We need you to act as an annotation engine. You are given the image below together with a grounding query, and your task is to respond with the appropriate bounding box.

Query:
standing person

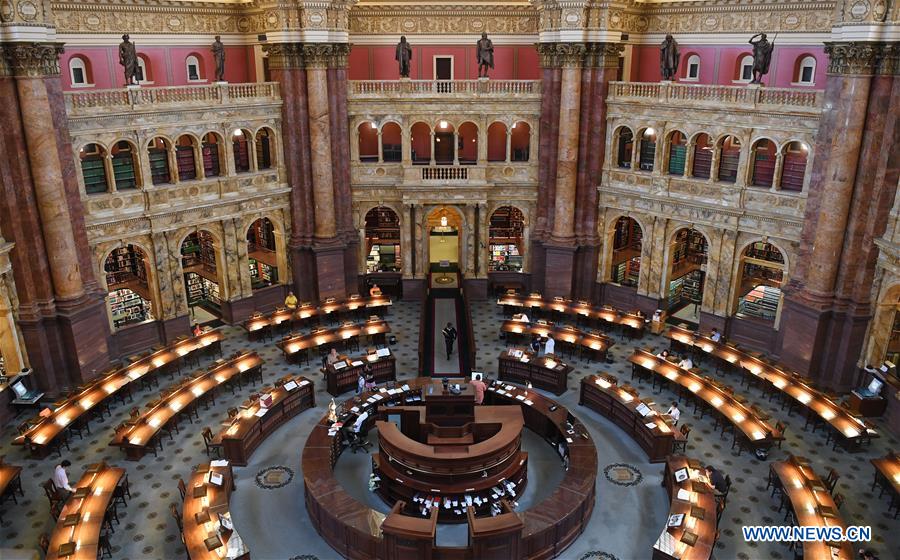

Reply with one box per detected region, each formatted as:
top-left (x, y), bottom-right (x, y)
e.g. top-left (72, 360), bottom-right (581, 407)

top-left (442, 322), bottom-right (457, 361)
top-left (470, 373), bottom-right (487, 404)
top-left (53, 460), bottom-right (75, 499)
top-left (192, 322), bottom-right (202, 337)
top-left (529, 334), bottom-right (541, 354)
top-left (544, 334), bottom-right (556, 356)
top-left (364, 364), bottom-right (376, 391)
top-left (666, 402), bottom-right (681, 424)
top-left (326, 348), bottom-right (340, 366)
top-left (356, 371), bottom-right (366, 394)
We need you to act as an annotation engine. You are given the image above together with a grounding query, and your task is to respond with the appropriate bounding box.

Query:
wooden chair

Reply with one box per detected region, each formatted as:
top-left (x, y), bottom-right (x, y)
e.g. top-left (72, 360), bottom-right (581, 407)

top-left (49, 499), bottom-right (64, 521)
top-left (38, 533), bottom-right (50, 555)
top-left (170, 502), bottom-right (183, 533)
top-left (178, 477), bottom-right (187, 501)
top-left (833, 493), bottom-right (845, 510)
top-left (41, 479), bottom-right (59, 505)
top-left (113, 474), bottom-right (131, 508)
top-left (774, 421), bottom-right (786, 448)
top-left (824, 468), bottom-right (840, 494)
top-left (672, 424), bottom-right (691, 454)
top-left (201, 427), bottom-right (222, 459)
top-left (98, 529), bottom-right (114, 559)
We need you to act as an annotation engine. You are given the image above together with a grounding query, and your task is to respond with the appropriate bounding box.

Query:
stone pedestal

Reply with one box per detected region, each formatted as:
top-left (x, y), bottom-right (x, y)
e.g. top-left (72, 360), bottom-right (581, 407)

top-left (543, 243), bottom-right (576, 298)
top-left (313, 242), bottom-right (349, 299)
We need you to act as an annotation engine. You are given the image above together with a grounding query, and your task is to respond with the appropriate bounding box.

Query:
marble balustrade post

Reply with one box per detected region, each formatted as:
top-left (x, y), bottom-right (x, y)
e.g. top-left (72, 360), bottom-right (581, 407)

top-left (478, 203), bottom-right (490, 278)
top-left (771, 152), bottom-right (785, 191)
top-left (464, 204), bottom-right (476, 276)
top-left (683, 140), bottom-right (695, 178)
top-left (505, 129), bottom-right (512, 163)
top-left (430, 132), bottom-right (436, 165)
top-left (103, 154), bottom-right (116, 193)
top-left (377, 130), bottom-right (383, 163)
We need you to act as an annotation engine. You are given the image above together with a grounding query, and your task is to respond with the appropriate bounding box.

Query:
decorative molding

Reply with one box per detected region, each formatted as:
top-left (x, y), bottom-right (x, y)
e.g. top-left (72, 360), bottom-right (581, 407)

top-left (538, 41), bottom-right (623, 68)
top-left (262, 42), bottom-right (350, 70)
top-left (824, 41), bottom-right (879, 75)
top-left (262, 42), bottom-right (304, 70)
top-left (348, 5), bottom-right (537, 35)
top-left (875, 41), bottom-right (900, 76)
top-left (4, 41), bottom-right (64, 77)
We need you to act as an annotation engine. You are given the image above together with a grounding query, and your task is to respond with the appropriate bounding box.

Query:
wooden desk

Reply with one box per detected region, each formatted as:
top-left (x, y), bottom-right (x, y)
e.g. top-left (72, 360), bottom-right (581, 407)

top-left (0, 463), bottom-right (23, 502)
top-left (579, 374), bottom-right (680, 462)
top-left (498, 348), bottom-right (573, 395)
top-left (13, 329), bottom-right (224, 458)
top-left (242, 295), bottom-right (393, 337)
top-left (771, 456), bottom-right (854, 559)
top-left (500, 320), bottom-right (613, 361)
top-left (665, 326), bottom-right (877, 447)
top-left (629, 349), bottom-right (781, 452)
top-left (182, 463), bottom-right (248, 560)
top-left (215, 375), bottom-right (315, 466)
top-left (110, 352), bottom-right (263, 460)
top-left (870, 452), bottom-right (900, 508)
top-left (276, 319), bottom-right (391, 363)
top-left (653, 456), bottom-right (717, 560)
top-left (497, 294), bottom-right (646, 336)
top-left (46, 464), bottom-right (125, 560)
top-left (325, 351), bottom-right (397, 397)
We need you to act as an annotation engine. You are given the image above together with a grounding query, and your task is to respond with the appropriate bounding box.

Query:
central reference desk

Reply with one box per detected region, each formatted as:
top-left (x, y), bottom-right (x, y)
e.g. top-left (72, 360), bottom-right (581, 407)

top-left (498, 348), bottom-right (573, 395)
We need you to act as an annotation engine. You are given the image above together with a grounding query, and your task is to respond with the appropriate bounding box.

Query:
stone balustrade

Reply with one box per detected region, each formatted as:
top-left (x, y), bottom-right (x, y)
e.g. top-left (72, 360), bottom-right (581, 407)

top-left (65, 82), bottom-right (282, 116)
top-left (609, 81), bottom-right (823, 113)
top-left (348, 79), bottom-right (541, 99)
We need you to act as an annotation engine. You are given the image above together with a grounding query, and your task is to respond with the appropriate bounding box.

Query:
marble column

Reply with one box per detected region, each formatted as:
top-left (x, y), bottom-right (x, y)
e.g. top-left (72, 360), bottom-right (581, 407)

top-left (304, 54), bottom-right (337, 239)
top-left (477, 202), bottom-right (490, 279)
top-left (550, 47), bottom-right (584, 241)
top-left (464, 204), bottom-right (476, 276)
top-left (683, 140), bottom-right (695, 178)
top-left (770, 152), bottom-right (785, 191)
top-left (401, 204), bottom-right (414, 278)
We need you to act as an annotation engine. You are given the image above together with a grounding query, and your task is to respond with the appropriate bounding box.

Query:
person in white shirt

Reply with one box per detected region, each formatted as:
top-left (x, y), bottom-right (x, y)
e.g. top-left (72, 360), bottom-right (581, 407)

top-left (666, 402), bottom-right (681, 424)
top-left (513, 313), bottom-right (530, 323)
top-left (544, 335), bottom-right (555, 356)
top-left (678, 357), bottom-right (693, 370)
top-left (53, 460), bottom-right (75, 496)
top-left (710, 328), bottom-right (722, 343)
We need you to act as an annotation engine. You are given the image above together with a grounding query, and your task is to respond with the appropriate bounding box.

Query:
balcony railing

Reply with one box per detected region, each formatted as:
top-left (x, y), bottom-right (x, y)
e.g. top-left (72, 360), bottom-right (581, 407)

top-left (421, 166), bottom-right (469, 181)
top-left (349, 79), bottom-right (541, 99)
top-left (65, 82), bottom-right (281, 115)
top-left (608, 81), bottom-right (823, 112)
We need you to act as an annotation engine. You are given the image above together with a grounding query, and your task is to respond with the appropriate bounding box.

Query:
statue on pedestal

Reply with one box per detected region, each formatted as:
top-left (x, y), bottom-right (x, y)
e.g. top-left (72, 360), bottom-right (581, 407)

top-left (659, 34), bottom-right (680, 81)
top-left (212, 35), bottom-right (225, 82)
top-left (476, 32), bottom-right (494, 78)
top-left (395, 36), bottom-right (412, 78)
top-left (118, 34), bottom-right (139, 86)
top-left (749, 33), bottom-right (775, 84)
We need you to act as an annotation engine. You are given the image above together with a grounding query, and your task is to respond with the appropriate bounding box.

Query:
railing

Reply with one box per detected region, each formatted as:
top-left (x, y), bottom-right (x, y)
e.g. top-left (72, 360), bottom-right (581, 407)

top-left (421, 166), bottom-right (468, 181)
top-left (349, 79), bottom-right (541, 99)
top-left (65, 82), bottom-right (281, 114)
top-left (608, 81), bottom-right (823, 111)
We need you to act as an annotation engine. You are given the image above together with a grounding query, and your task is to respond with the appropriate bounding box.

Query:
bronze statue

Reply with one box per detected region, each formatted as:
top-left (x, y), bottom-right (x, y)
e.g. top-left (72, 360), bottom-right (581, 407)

top-left (118, 34), bottom-right (139, 86)
top-left (659, 34), bottom-right (680, 81)
top-left (476, 32), bottom-right (494, 78)
top-left (395, 36), bottom-right (412, 78)
top-left (212, 35), bottom-right (225, 82)
top-left (749, 33), bottom-right (775, 84)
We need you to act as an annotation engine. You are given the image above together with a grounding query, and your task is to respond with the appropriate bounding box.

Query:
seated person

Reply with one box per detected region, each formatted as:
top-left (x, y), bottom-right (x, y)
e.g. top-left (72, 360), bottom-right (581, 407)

top-left (710, 328), bottom-right (722, 343)
top-left (656, 349), bottom-right (671, 359)
top-left (284, 290), bottom-right (298, 310)
top-left (677, 356), bottom-right (694, 370)
top-left (326, 347), bottom-right (341, 366)
top-left (513, 312), bottom-right (530, 323)
top-left (369, 283), bottom-right (381, 296)
top-left (705, 465), bottom-right (728, 495)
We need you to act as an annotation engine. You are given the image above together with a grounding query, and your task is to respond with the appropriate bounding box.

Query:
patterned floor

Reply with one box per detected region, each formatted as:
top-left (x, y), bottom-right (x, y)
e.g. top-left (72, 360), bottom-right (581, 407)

top-left (0, 300), bottom-right (897, 560)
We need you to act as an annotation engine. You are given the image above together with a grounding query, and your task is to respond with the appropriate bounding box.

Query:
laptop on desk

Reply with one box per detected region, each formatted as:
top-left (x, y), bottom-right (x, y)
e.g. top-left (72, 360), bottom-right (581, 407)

top-left (10, 380), bottom-right (44, 405)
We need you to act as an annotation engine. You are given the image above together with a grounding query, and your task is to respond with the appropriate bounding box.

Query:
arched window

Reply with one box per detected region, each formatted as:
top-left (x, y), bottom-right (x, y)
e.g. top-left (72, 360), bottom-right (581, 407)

top-left (202, 133), bottom-right (223, 178)
top-left (381, 123), bottom-right (402, 163)
top-left (737, 55), bottom-right (754, 82)
top-left (638, 128), bottom-right (657, 171)
top-left (684, 55), bottom-right (700, 81)
top-left (796, 56), bottom-right (816, 85)
top-left (80, 143), bottom-right (109, 194)
top-left (610, 217), bottom-right (642, 286)
top-left (358, 122), bottom-right (378, 162)
top-left (750, 139), bottom-right (777, 188)
top-left (104, 245), bottom-right (154, 329)
top-left (667, 131), bottom-right (687, 175)
top-left (181, 230), bottom-right (222, 316)
top-left (717, 135), bottom-right (741, 183)
top-left (365, 207), bottom-right (401, 273)
top-left (111, 141), bottom-right (139, 190)
top-left (691, 133), bottom-right (712, 178)
top-left (175, 135), bottom-right (198, 181)
top-left (255, 128), bottom-right (274, 170)
top-left (487, 122), bottom-right (508, 162)
top-left (69, 57), bottom-right (92, 87)
top-left (489, 206), bottom-right (525, 272)
top-left (136, 55), bottom-right (151, 84)
top-left (247, 218), bottom-right (278, 289)
top-left (616, 127), bottom-right (634, 168)
top-left (457, 122), bottom-right (478, 165)
top-left (736, 242), bottom-right (785, 322)
top-left (147, 137), bottom-right (171, 185)
top-left (186, 55), bottom-right (203, 81)
top-left (232, 129), bottom-right (251, 173)
top-left (780, 141), bottom-right (808, 192)
top-left (511, 122), bottom-right (531, 162)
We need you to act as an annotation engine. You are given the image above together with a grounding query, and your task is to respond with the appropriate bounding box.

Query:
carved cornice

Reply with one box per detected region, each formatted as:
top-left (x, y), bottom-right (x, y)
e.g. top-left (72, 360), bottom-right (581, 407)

top-left (262, 43), bottom-right (305, 70)
top-left (349, 4), bottom-right (537, 35)
top-left (3, 42), bottom-right (65, 77)
top-left (538, 41), bottom-right (622, 68)
top-left (824, 41), bottom-right (880, 75)
top-left (262, 42), bottom-right (350, 70)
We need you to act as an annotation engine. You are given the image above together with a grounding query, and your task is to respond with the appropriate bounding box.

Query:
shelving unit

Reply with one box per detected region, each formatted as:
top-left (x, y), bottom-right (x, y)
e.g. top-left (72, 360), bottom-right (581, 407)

top-left (233, 137), bottom-right (250, 172)
top-left (639, 139), bottom-right (656, 171)
top-left (175, 145), bottom-right (196, 180)
top-left (738, 285), bottom-right (780, 321)
top-left (365, 208), bottom-right (401, 273)
top-left (184, 272), bottom-right (220, 309)
top-left (668, 270), bottom-right (704, 310)
top-left (80, 152), bottom-right (107, 194)
top-left (718, 146), bottom-right (740, 183)
top-left (752, 143), bottom-right (775, 187)
top-left (612, 257), bottom-right (640, 286)
top-left (489, 207), bottom-right (525, 272)
top-left (692, 146), bottom-right (712, 178)
top-left (202, 143), bottom-right (221, 177)
top-left (668, 144), bottom-right (686, 175)
top-left (255, 134), bottom-right (272, 169)
top-left (112, 144), bottom-right (137, 190)
top-left (781, 150), bottom-right (807, 192)
top-left (104, 245), bottom-right (153, 328)
top-left (109, 288), bottom-right (153, 328)
top-left (148, 147), bottom-right (170, 185)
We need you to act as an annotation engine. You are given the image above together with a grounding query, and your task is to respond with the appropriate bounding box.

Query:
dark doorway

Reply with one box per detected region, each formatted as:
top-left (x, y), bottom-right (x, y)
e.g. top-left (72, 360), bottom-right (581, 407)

top-left (435, 57), bottom-right (452, 92)
top-left (434, 132), bottom-right (454, 163)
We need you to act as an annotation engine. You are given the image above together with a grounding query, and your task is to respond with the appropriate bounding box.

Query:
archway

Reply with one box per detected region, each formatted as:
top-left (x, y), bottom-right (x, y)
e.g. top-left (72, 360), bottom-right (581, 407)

top-left (487, 122), bottom-right (507, 162)
top-left (201, 133), bottom-right (223, 178)
top-left (750, 139), bottom-right (777, 188)
top-left (780, 141), bottom-right (808, 192)
top-left (232, 128), bottom-right (252, 173)
top-left (489, 206), bottom-right (525, 272)
top-left (666, 228), bottom-right (709, 320)
top-left (427, 207), bottom-right (463, 272)
top-left (410, 122), bottom-right (431, 164)
top-left (104, 244), bottom-right (155, 329)
top-left (717, 135), bottom-right (741, 183)
top-left (434, 120), bottom-right (455, 164)
top-left (147, 137), bottom-right (172, 185)
top-left (734, 242), bottom-right (785, 323)
top-left (615, 127), bottom-right (634, 168)
top-left (255, 128), bottom-right (275, 170)
top-left (247, 218), bottom-right (279, 290)
top-left (111, 140), bottom-right (139, 190)
top-left (364, 207), bottom-right (401, 273)
top-left (691, 133), bottom-right (712, 178)
top-left (510, 121), bottom-right (531, 162)
top-left (181, 230), bottom-right (223, 320)
top-left (610, 217), bottom-right (642, 286)
top-left (80, 143), bottom-right (109, 194)
top-left (381, 123), bottom-right (402, 163)
top-left (638, 127), bottom-right (657, 171)
top-left (458, 122), bottom-right (478, 165)
top-left (358, 121), bottom-right (378, 162)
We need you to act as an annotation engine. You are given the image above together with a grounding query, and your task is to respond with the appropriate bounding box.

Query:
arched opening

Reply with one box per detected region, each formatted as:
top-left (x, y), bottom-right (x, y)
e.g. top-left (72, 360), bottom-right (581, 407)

top-left (796, 56), bottom-right (816, 85)
top-left (750, 139), bottom-right (777, 188)
top-left (717, 135), bottom-right (741, 183)
top-left (684, 54), bottom-right (700, 81)
top-left (427, 207), bottom-right (462, 271)
top-left (735, 242), bottom-right (785, 323)
top-left (666, 228), bottom-right (708, 320)
top-left (691, 133), bottom-right (712, 179)
top-left (410, 122), bottom-right (431, 164)
top-left (136, 55), bottom-right (151, 84)
top-left (255, 128), bottom-right (274, 170)
top-left (69, 56), bottom-right (92, 87)
top-left (104, 245), bottom-right (154, 329)
top-left (80, 143), bottom-right (109, 194)
top-left (202, 133), bottom-right (223, 178)
top-left (737, 55), bottom-right (754, 82)
top-left (175, 135), bottom-right (199, 181)
top-left (489, 206), bottom-right (525, 272)
top-left (511, 121), bottom-right (531, 162)
top-left (434, 120), bottom-right (455, 164)
top-left (111, 141), bottom-right (139, 190)
top-left (667, 131), bottom-right (687, 175)
top-left (487, 122), bottom-right (508, 162)
top-left (616, 127), bottom-right (634, 168)
top-left (610, 217), bottom-right (642, 286)
top-left (458, 122), bottom-right (478, 165)
top-left (181, 230), bottom-right (222, 319)
top-left (186, 54), bottom-right (203, 81)
top-left (365, 207), bottom-right (401, 273)
top-left (247, 218), bottom-right (278, 290)
top-left (381, 122), bottom-right (402, 163)
top-left (638, 127), bottom-right (657, 171)
top-left (780, 141), bottom-right (808, 192)
top-left (147, 137), bottom-right (172, 185)
top-left (358, 121), bottom-right (378, 162)
top-left (232, 129), bottom-right (252, 173)
top-left (867, 285), bottom-right (900, 368)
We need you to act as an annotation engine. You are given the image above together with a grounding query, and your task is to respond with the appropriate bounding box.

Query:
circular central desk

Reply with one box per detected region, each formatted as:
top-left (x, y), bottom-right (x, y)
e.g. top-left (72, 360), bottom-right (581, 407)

top-left (301, 377), bottom-right (597, 560)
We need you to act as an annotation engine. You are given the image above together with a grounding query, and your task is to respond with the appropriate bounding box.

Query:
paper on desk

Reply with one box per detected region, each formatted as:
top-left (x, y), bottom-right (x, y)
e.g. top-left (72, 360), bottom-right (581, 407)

top-left (654, 529), bottom-right (677, 555)
top-left (516, 395), bottom-right (526, 401)
top-left (255, 408), bottom-right (268, 417)
top-left (210, 460), bottom-right (229, 467)
top-left (401, 384), bottom-right (411, 391)
top-left (645, 421), bottom-right (657, 430)
top-left (299, 380), bottom-right (310, 387)
top-left (524, 400), bottom-right (534, 406)
top-left (283, 381), bottom-right (298, 392)
top-left (376, 348), bottom-right (391, 357)
top-left (351, 361), bottom-right (364, 367)
top-left (333, 361), bottom-right (347, 370)
top-left (676, 488), bottom-right (691, 501)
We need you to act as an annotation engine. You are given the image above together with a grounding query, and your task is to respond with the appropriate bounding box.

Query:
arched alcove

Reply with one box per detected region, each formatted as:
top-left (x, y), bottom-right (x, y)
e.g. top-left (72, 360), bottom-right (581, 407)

top-left (489, 206), bottom-right (525, 272)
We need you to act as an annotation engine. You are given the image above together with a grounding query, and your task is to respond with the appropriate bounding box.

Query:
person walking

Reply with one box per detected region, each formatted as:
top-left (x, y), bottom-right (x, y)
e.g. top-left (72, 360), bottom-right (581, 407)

top-left (442, 322), bottom-right (457, 361)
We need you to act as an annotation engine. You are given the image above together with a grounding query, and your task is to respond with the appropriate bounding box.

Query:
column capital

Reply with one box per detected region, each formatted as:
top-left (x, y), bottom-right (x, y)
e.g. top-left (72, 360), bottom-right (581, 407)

top-left (262, 42), bottom-right (351, 70)
top-left (876, 42), bottom-right (900, 76)
top-left (2, 42), bottom-right (64, 78)
top-left (261, 43), bottom-right (305, 70)
top-left (824, 41), bottom-right (880, 76)
top-left (537, 41), bottom-right (622, 69)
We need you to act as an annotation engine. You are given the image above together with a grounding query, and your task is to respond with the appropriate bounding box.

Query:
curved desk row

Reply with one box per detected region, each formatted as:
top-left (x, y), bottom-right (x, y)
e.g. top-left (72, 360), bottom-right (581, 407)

top-left (579, 374), bottom-right (682, 463)
top-left (654, 456), bottom-right (717, 560)
top-left (276, 319), bottom-right (391, 362)
top-left (498, 349), bottom-right (572, 395)
top-left (500, 320), bottom-right (613, 361)
top-left (110, 352), bottom-right (263, 460)
top-left (496, 293), bottom-right (646, 335)
top-left (325, 350), bottom-right (396, 396)
top-left (182, 462), bottom-right (249, 560)
top-left (14, 328), bottom-right (224, 457)
top-left (302, 377), bottom-right (598, 560)
top-left (665, 326), bottom-right (877, 448)
top-left (242, 295), bottom-right (392, 338)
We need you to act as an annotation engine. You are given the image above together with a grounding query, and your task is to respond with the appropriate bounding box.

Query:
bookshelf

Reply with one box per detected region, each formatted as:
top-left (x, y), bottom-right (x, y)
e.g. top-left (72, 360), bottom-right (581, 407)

top-left (717, 146), bottom-right (740, 183)
top-left (489, 206), bottom-right (525, 239)
top-left (233, 137), bottom-right (250, 172)
top-left (668, 270), bottom-right (704, 310)
top-left (692, 146), bottom-right (712, 179)
top-left (668, 144), bottom-right (686, 175)
top-left (148, 147), bottom-right (170, 185)
top-left (255, 133), bottom-right (272, 169)
top-left (365, 208), bottom-right (401, 272)
top-left (202, 143), bottom-right (221, 177)
top-left (80, 151), bottom-right (107, 194)
top-left (184, 272), bottom-right (221, 309)
top-left (751, 151), bottom-right (775, 188)
top-left (489, 244), bottom-right (522, 272)
top-left (781, 150), bottom-right (807, 192)
top-left (617, 131), bottom-right (633, 168)
top-left (738, 285), bottom-right (780, 321)
top-left (112, 145), bottom-right (137, 190)
top-left (639, 139), bottom-right (656, 171)
top-left (176, 145), bottom-right (196, 180)
top-left (249, 259), bottom-right (277, 288)
top-left (109, 288), bottom-right (153, 328)
top-left (612, 257), bottom-right (640, 286)
top-left (744, 242), bottom-right (784, 264)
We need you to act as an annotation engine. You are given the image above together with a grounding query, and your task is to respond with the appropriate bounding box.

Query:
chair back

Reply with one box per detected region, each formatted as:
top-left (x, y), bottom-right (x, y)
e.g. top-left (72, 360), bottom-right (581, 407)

top-left (681, 423), bottom-right (691, 438)
top-left (39, 533), bottom-right (50, 554)
top-left (201, 427), bottom-right (213, 444)
top-left (170, 503), bottom-right (183, 532)
top-left (178, 477), bottom-right (187, 500)
top-left (834, 493), bottom-right (844, 509)
top-left (41, 479), bottom-right (58, 502)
